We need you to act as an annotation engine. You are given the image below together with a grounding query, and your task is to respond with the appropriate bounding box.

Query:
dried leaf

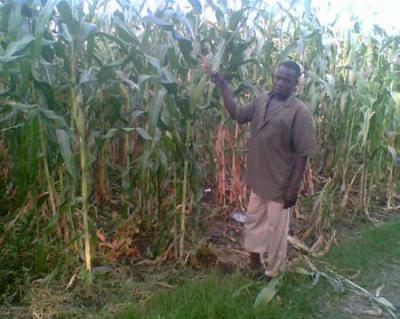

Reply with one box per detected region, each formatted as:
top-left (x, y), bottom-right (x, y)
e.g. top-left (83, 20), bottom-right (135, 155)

top-left (288, 235), bottom-right (311, 254)
top-left (64, 268), bottom-right (79, 290)
top-left (361, 306), bottom-right (383, 317)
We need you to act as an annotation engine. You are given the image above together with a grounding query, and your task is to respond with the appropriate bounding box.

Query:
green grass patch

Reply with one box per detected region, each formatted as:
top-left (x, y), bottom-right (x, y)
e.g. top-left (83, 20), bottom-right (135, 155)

top-left (323, 217), bottom-right (400, 287)
top-left (3, 216), bottom-right (399, 318)
top-left (119, 271), bottom-right (321, 319)
top-left (118, 216), bottom-right (400, 319)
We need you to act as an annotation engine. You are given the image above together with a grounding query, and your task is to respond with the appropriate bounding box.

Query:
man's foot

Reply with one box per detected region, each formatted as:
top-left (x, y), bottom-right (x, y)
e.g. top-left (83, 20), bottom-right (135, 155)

top-left (244, 267), bottom-right (277, 281)
top-left (244, 252), bottom-right (265, 279)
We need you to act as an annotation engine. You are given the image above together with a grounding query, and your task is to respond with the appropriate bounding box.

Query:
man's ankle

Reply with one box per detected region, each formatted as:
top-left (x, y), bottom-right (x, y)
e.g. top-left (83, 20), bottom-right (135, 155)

top-left (249, 252), bottom-right (261, 269)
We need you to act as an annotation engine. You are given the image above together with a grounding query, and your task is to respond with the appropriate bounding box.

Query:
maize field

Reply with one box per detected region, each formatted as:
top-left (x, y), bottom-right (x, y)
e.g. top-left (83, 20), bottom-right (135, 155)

top-left (0, 0), bottom-right (399, 303)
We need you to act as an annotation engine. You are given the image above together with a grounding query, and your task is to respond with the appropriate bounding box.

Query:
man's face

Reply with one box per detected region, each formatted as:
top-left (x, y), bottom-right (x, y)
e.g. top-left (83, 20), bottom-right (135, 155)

top-left (272, 66), bottom-right (298, 99)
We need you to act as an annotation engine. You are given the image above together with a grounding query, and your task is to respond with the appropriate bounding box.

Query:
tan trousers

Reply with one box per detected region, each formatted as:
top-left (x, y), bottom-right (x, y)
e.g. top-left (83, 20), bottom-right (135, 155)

top-left (244, 191), bottom-right (290, 277)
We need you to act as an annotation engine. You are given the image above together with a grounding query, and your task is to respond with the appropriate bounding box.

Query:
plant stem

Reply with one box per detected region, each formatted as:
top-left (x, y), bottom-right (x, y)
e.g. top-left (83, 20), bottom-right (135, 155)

top-left (69, 50), bottom-right (92, 272)
top-left (179, 122), bottom-right (191, 262)
top-left (38, 118), bottom-right (57, 216)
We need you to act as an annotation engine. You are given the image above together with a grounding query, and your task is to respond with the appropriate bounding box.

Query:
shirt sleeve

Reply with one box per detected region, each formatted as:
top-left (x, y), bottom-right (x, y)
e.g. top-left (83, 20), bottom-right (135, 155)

top-left (235, 98), bottom-right (257, 124)
top-left (292, 107), bottom-right (315, 157)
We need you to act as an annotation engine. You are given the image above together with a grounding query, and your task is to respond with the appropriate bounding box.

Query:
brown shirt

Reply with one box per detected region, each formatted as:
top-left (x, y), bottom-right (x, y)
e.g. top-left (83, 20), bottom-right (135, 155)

top-left (234, 91), bottom-right (314, 202)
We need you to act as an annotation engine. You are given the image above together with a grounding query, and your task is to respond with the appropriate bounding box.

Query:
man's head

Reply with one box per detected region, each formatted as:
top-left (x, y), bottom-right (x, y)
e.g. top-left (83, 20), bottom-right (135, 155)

top-left (272, 61), bottom-right (301, 99)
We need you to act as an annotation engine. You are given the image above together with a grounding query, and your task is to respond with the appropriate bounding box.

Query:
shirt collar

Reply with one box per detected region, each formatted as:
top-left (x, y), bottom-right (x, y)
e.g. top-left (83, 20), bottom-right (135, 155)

top-left (268, 91), bottom-right (295, 107)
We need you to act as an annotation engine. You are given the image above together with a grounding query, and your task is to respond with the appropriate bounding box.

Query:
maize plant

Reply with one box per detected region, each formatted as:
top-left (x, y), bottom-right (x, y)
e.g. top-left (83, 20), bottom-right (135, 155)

top-left (0, 0), bottom-right (399, 289)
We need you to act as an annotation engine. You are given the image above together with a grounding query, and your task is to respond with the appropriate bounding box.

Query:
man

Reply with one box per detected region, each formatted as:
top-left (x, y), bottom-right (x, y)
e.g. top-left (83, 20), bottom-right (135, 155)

top-left (212, 61), bottom-right (314, 278)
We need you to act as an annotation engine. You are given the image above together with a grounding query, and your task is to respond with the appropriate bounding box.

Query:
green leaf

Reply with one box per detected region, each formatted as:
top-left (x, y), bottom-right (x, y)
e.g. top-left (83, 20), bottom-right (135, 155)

top-left (388, 145), bottom-right (397, 161)
top-left (135, 127), bottom-right (153, 141)
top-left (102, 127), bottom-right (153, 141)
top-left (18, 59), bottom-right (31, 95)
top-left (0, 109), bottom-right (18, 127)
top-left (138, 75), bottom-right (153, 86)
top-left (108, 54), bottom-right (132, 68)
top-left (277, 40), bottom-right (297, 63)
top-left (143, 16), bottom-right (174, 31)
top-left (39, 107), bottom-right (69, 129)
top-left (33, 79), bottom-right (58, 110)
top-left (131, 110), bottom-right (145, 120)
top-left (0, 3), bottom-right (11, 33)
top-left (205, 0), bottom-right (225, 25)
top-left (253, 275), bottom-right (282, 308)
top-left (87, 29), bottom-right (95, 67)
top-left (229, 8), bottom-right (247, 31)
top-left (77, 22), bottom-right (97, 52)
top-left (160, 68), bottom-right (177, 95)
top-left (35, 0), bottom-right (61, 57)
top-left (7, 1), bottom-right (23, 40)
top-left (79, 69), bottom-right (95, 85)
top-left (188, 0), bottom-right (202, 14)
top-left (211, 38), bottom-right (228, 72)
top-left (178, 38), bottom-right (195, 64)
top-left (148, 88), bottom-right (167, 137)
top-left (56, 129), bottom-right (76, 178)
top-left (0, 35), bottom-right (34, 63)
top-left (103, 128), bottom-right (118, 139)
top-left (97, 66), bottom-right (115, 82)
top-left (96, 31), bottom-right (129, 53)
top-left (113, 15), bottom-right (142, 47)
top-left (57, 1), bottom-right (78, 35)
top-left (145, 54), bottom-right (161, 73)
top-left (303, 0), bottom-right (312, 17)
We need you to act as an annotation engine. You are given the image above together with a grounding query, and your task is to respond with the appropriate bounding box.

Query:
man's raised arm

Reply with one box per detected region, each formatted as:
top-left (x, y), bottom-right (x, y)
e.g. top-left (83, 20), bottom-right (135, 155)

top-left (212, 72), bottom-right (254, 124)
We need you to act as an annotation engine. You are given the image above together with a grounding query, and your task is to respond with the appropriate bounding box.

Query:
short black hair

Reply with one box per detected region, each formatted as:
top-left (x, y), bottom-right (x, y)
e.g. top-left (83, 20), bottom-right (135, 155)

top-left (278, 61), bottom-right (301, 79)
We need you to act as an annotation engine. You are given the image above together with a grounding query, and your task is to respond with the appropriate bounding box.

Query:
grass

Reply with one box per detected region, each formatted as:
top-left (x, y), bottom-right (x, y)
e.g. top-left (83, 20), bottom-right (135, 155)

top-left (118, 272), bottom-right (320, 319)
top-left (2, 215), bottom-right (399, 318)
top-left (118, 215), bottom-right (400, 319)
top-left (323, 217), bottom-right (400, 287)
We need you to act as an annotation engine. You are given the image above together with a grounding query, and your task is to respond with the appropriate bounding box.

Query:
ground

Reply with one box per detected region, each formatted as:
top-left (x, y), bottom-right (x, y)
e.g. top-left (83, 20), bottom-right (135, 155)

top-left (1, 210), bottom-right (400, 318)
top-left (321, 215), bottom-right (400, 319)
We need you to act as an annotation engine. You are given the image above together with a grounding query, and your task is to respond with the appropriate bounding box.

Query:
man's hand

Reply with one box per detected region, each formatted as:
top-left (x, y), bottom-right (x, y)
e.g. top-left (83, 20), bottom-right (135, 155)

top-left (208, 71), bottom-right (242, 122)
top-left (210, 72), bottom-right (226, 88)
top-left (284, 156), bottom-right (307, 209)
top-left (283, 188), bottom-right (298, 209)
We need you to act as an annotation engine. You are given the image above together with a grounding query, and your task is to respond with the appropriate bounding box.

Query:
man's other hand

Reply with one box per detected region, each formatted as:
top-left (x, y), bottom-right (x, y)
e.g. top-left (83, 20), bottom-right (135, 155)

top-left (283, 189), bottom-right (298, 209)
top-left (211, 72), bottom-right (226, 88)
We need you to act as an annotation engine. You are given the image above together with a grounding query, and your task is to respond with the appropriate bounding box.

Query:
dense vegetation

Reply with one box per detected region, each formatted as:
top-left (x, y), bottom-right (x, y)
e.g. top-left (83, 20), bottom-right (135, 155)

top-left (0, 0), bottom-right (399, 305)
